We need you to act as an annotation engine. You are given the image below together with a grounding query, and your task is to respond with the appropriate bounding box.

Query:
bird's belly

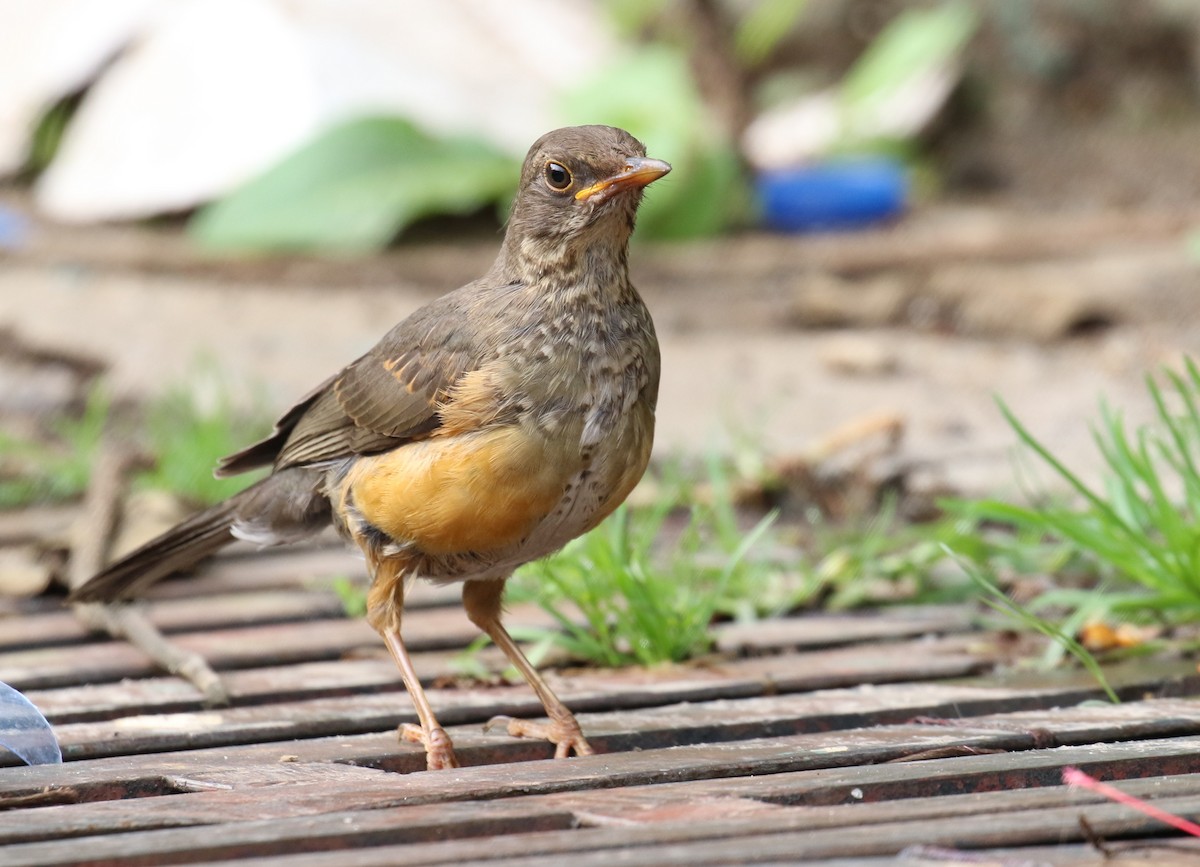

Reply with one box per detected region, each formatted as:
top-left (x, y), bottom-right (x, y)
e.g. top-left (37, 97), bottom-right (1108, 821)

top-left (338, 424), bottom-right (578, 556)
top-left (334, 401), bottom-right (654, 578)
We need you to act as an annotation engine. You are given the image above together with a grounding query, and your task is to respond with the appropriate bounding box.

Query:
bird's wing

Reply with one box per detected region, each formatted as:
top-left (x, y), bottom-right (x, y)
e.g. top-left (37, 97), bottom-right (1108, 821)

top-left (216, 290), bottom-right (491, 476)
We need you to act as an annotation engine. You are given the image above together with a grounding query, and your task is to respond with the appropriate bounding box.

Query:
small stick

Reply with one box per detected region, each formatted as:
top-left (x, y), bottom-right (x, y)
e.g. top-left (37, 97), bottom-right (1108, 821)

top-left (1077, 815), bottom-right (1114, 855)
top-left (1063, 766), bottom-right (1200, 838)
top-left (800, 410), bottom-right (905, 465)
top-left (73, 602), bottom-right (229, 706)
top-left (67, 441), bottom-right (136, 593)
top-left (70, 438), bottom-right (229, 706)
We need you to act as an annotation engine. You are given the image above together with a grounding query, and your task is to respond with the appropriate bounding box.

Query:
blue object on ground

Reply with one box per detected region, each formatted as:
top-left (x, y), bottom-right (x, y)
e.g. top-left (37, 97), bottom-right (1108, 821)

top-left (757, 157), bottom-right (908, 232)
top-left (0, 680), bottom-right (62, 765)
top-left (0, 206), bottom-right (30, 249)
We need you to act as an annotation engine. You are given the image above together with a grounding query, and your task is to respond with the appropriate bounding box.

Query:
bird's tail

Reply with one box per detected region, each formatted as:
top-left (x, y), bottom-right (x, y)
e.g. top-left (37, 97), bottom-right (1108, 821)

top-left (69, 468), bottom-right (331, 604)
top-left (68, 491), bottom-right (249, 603)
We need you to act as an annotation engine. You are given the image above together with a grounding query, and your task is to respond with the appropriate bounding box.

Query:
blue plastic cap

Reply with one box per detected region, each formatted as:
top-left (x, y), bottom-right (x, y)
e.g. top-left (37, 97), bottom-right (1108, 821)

top-left (757, 157), bottom-right (908, 233)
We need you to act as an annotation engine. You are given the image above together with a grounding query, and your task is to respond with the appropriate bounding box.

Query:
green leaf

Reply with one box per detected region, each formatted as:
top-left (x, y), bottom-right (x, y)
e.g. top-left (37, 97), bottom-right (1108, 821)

top-left (836, 1), bottom-right (977, 152)
top-left (191, 117), bottom-right (518, 252)
top-left (1186, 228), bottom-right (1200, 262)
top-left (841, 2), bottom-right (977, 111)
top-left (602, 0), bottom-right (671, 35)
top-left (734, 0), bottom-right (809, 67)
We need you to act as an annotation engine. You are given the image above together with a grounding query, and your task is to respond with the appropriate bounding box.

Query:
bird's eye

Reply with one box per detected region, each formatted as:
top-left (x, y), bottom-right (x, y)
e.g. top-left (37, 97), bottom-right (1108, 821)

top-left (544, 161), bottom-right (572, 191)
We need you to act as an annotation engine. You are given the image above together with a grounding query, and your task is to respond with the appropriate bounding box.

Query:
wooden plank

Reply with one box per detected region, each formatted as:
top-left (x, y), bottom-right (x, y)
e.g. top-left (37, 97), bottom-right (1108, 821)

top-left (0, 724), bottom-right (1049, 853)
top-left (712, 634), bottom-right (988, 691)
top-left (31, 677), bottom-right (1041, 768)
top-left (134, 544), bottom-right (363, 597)
top-left (0, 591), bottom-right (349, 650)
top-left (420, 794), bottom-right (1200, 866)
top-left (11, 641), bottom-right (1197, 771)
top-left (2, 597), bottom-right (978, 672)
top-left (1, 601), bottom-right (559, 689)
top-left (160, 786), bottom-right (1200, 867)
top-left (2, 636), bottom-right (986, 761)
top-left (171, 776), bottom-right (1200, 866)
top-left (6, 628), bottom-right (987, 722)
top-left (43, 542), bottom-right (455, 607)
top-left (25, 659), bottom-right (413, 723)
top-left (17, 631), bottom-right (987, 726)
top-left (124, 547), bottom-right (462, 610)
top-left (556, 766), bottom-right (1200, 831)
top-left (25, 635), bottom-right (1200, 731)
top-left (327, 732), bottom-right (1200, 809)
top-left (862, 839), bottom-right (1200, 867)
top-left (0, 681), bottom-right (1058, 802)
top-left (0, 800), bottom-right (578, 867)
top-left (5, 575), bottom-right (1199, 867)
top-left (0, 764), bottom-right (408, 843)
top-left (45, 693), bottom-right (499, 762)
top-left (1, 686), bottom-right (1135, 802)
top-left (25, 706), bottom-right (1200, 835)
top-left (6, 700), bottom-right (1200, 834)
top-left (544, 701), bottom-right (1200, 807)
top-left (0, 680), bottom-right (1137, 798)
top-left (0, 618), bottom-right (383, 689)
top-left (5, 735), bottom-right (1200, 865)
top-left (712, 605), bottom-right (975, 654)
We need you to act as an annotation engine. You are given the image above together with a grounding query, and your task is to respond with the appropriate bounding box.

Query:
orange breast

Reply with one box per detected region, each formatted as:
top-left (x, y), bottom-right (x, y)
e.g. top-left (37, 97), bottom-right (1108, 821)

top-left (340, 424), bottom-right (577, 555)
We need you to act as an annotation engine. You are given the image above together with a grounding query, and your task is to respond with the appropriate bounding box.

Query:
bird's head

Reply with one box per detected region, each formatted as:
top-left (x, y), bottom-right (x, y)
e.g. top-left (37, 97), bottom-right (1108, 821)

top-left (501, 125), bottom-right (671, 278)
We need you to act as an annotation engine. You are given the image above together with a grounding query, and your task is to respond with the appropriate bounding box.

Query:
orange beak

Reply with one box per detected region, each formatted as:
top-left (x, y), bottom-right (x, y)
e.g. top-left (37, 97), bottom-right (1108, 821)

top-left (575, 157), bottom-right (672, 202)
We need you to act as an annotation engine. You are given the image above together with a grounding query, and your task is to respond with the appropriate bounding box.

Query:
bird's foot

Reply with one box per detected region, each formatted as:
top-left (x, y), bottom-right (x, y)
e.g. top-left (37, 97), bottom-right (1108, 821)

top-left (486, 714), bottom-right (594, 758)
top-left (399, 722), bottom-right (460, 770)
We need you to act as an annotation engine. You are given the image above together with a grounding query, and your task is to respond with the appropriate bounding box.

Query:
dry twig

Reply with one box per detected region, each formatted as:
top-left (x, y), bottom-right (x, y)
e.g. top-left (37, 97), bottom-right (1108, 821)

top-left (69, 438), bottom-right (228, 706)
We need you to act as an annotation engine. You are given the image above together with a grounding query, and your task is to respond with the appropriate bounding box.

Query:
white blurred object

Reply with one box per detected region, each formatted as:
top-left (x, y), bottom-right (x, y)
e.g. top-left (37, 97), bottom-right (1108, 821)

top-left (743, 64), bottom-right (959, 170)
top-left (743, 3), bottom-right (975, 170)
top-left (38, 0), bottom-right (315, 222)
top-left (0, 0), bottom-right (160, 175)
top-left (741, 90), bottom-right (842, 170)
top-left (6, 0), bottom-right (614, 222)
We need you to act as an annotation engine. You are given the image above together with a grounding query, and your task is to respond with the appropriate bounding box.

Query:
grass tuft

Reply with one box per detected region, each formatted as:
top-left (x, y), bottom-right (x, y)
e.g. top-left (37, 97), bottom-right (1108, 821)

top-left (952, 547), bottom-right (1119, 703)
top-left (137, 368), bottom-right (269, 505)
top-left (0, 386), bottom-right (110, 508)
top-left (509, 498), bottom-right (779, 668)
top-left (0, 366), bottom-right (270, 510)
top-left (963, 359), bottom-right (1200, 631)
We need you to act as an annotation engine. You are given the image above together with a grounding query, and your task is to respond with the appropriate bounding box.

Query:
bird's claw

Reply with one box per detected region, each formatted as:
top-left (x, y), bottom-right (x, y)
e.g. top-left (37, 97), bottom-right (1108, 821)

top-left (485, 714), bottom-right (594, 758)
top-left (399, 722), bottom-right (460, 770)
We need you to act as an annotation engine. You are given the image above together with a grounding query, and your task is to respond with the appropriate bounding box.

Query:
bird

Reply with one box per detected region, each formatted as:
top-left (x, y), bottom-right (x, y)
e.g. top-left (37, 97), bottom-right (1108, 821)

top-left (70, 124), bottom-right (670, 771)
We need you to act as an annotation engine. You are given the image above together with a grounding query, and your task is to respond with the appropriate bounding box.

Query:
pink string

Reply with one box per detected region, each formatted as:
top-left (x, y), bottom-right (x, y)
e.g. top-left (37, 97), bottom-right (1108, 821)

top-left (1063, 766), bottom-right (1200, 838)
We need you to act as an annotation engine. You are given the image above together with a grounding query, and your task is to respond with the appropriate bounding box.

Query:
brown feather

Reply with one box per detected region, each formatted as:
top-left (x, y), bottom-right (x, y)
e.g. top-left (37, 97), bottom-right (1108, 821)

top-left (215, 374), bottom-right (336, 477)
top-left (70, 469), bottom-right (329, 602)
top-left (69, 495), bottom-right (243, 602)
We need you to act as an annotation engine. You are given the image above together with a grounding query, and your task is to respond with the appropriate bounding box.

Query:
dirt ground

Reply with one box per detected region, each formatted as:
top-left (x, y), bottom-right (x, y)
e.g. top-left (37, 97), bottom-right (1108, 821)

top-left (2, 124), bottom-right (1199, 505)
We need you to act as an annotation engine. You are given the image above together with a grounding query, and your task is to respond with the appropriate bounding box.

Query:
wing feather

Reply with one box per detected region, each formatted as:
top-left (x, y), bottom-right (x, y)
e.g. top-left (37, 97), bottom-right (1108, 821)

top-left (218, 286), bottom-right (496, 475)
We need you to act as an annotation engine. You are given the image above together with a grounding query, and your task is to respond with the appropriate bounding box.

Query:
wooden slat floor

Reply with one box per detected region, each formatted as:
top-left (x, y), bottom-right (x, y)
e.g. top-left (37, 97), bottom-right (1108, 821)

top-left (2, 543), bottom-right (1200, 866)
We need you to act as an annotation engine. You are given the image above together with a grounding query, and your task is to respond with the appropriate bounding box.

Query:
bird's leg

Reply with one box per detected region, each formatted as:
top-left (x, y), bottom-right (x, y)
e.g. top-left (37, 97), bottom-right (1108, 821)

top-left (462, 578), bottom-right (594, 758)
top-left (381, 629), bottom-right (459, 770)
top-left (369, 559), bottom-right (459, 771)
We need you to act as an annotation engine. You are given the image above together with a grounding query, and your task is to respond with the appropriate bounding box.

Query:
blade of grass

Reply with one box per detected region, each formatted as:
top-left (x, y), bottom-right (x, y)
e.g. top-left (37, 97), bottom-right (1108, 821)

top-left (951, 547), bottom-right (1119, 703)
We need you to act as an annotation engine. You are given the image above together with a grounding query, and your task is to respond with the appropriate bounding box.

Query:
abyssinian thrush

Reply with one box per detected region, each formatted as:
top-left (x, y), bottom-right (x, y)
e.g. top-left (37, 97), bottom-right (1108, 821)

top-left (71, 125), bottom-right (670, 770)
